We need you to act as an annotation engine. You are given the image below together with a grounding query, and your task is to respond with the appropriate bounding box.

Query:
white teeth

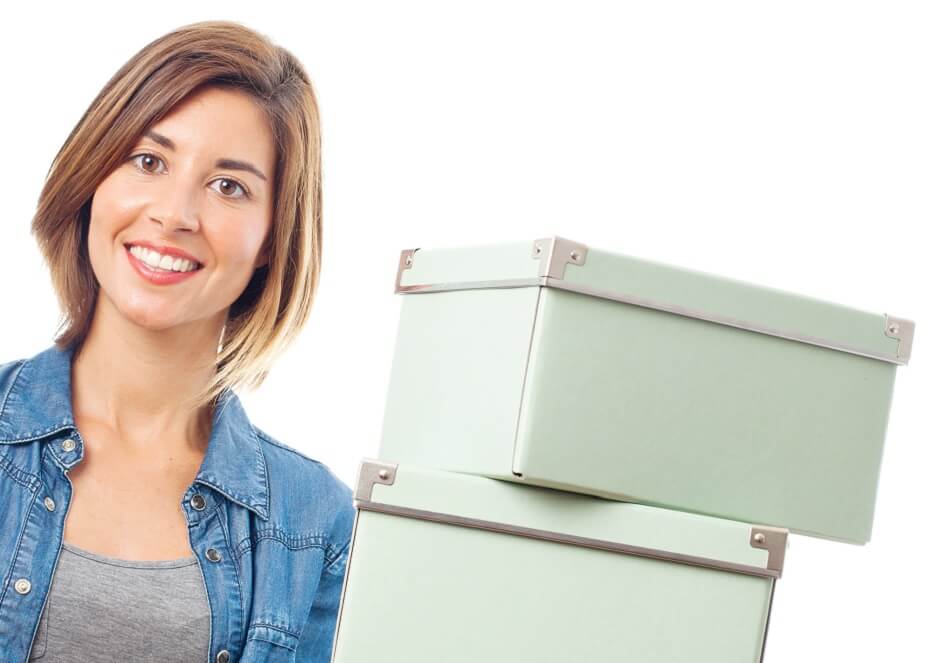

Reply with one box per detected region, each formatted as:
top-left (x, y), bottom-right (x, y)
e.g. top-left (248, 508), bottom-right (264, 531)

top-left (147, 250), bottom-right (163, 268)
top-left (129, 245), bottom-right (198, 273)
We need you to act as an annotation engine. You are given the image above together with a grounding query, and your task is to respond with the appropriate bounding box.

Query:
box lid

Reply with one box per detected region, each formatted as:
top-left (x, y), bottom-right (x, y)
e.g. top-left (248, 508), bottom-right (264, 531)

top-left (355, 459), bottom-right (788, 578)
top-left (394, 236), bottom-right (914, 364)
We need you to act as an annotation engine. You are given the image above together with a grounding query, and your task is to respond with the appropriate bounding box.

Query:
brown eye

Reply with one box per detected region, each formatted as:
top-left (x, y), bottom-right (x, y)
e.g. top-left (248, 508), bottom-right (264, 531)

top-left (211, 177), bottom-right (249, 199)
top-left (130, 153), bottom-right (165, 174)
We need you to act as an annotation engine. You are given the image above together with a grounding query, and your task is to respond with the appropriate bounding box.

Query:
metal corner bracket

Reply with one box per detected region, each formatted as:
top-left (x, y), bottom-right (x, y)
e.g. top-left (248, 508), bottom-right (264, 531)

top-left (884, 314), bottom-right (915, 364)
top-left (394, 248), bottom-right (420, 293)
top-left (531, 236), bottom-right (588, 279)
top-left (750, 526), bottom-right (788, 577)
top-left (354, 459), bottom-right (398, 502)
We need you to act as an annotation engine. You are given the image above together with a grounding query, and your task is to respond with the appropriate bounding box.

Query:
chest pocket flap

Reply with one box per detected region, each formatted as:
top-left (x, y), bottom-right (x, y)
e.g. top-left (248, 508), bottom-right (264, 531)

top-left (242, 623), bottom-right (299, 661)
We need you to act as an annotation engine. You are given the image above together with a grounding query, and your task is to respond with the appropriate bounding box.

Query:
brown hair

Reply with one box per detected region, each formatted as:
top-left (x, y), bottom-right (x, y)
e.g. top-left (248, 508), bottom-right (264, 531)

top-left (31, 20), bottom-right (323, 413)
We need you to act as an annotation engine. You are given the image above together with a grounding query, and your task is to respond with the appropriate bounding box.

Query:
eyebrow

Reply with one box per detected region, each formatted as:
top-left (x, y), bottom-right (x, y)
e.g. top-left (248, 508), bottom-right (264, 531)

top-left (143, 129), bottom-right (268, 182)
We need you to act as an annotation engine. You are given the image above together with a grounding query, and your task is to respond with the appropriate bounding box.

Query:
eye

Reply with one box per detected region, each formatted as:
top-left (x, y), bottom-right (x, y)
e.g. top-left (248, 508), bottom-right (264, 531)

top-left (210, 177), bottom-right (250, 200)
top-left (130, 152), bottom-right (166, 174)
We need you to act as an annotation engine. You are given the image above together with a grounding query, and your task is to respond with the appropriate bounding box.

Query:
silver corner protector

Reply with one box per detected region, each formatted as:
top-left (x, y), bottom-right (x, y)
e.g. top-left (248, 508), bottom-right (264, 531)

top-left (884, 314), bottom-right (915, 365)
top-left (355, 459), bottom-right (398, 503)
top-left (531, 236), bottom-right (588, 279)
top-left (750, 526), bottom-right (788, 578)
top-left (394, 248), bottom-right (420, 293)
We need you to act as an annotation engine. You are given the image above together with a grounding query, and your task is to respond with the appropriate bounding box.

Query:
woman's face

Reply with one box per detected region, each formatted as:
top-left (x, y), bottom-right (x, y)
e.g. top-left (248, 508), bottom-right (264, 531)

top-left (87, 85), bottom-right (276, 335)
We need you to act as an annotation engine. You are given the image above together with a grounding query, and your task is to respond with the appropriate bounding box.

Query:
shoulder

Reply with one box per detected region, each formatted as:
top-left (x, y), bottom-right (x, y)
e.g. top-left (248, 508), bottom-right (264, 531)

top-left (0, 357), bottom-right (27, 374)
top-left (252, 424), bottom-right (353, 505)
top-left (0, 357), bottom-right (27, 399)
top-left (0, 357), bottom-right (28, 426)
top-left (251, 424), bottom-right (355, 556)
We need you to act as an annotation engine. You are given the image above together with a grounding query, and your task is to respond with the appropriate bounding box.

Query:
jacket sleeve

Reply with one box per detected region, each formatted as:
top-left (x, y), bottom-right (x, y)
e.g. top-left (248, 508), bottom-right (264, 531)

top-left (293, 539), bottom-right (352, 662)
top-left (294, 469), bottom-right (357, 663)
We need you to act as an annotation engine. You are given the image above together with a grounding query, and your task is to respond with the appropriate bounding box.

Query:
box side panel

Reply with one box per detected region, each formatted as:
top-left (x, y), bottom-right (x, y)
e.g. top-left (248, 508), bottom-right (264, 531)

top-left (377, 288), bottom-right (540, 477)
top-left (371, 464), bottom-right (772, 570)
top-left (515, 287), bottom-right (897, 543)
top-left (563, 246), bottom-right (901, 361)
top-left (333, 511), bottom-right (773, 663)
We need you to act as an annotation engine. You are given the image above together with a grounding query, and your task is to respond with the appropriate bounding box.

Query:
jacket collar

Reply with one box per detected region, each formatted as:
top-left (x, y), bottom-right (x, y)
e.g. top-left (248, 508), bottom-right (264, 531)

top-left (0, 343), bottom-right (270, 520)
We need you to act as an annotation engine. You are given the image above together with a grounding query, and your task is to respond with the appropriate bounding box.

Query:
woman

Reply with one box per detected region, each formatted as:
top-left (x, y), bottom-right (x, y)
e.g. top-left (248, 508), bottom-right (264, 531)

top-left (0, 20), bottom-right (355, 663)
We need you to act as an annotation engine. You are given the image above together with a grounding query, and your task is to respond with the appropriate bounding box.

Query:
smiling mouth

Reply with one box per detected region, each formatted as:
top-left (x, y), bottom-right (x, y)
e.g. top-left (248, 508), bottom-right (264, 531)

top-left (123, 243), bottom-right (204, 273)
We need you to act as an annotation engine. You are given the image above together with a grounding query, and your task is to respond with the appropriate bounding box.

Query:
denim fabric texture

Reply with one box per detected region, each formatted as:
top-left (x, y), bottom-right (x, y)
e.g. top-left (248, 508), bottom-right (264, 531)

top-left (0, 343), bottom-right (356, 662)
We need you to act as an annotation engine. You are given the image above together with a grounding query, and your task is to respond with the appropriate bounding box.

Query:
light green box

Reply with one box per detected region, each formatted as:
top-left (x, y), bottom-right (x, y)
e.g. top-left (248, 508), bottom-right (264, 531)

top-left (331, 460), bottom-right (785, 663)
top-left (378, 236), bottom-right (915, 544)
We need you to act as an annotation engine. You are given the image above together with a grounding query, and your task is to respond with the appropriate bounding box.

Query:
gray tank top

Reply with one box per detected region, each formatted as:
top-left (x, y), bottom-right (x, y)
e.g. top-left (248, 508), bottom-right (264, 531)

top-left (28, 541), bottom-right (211, 662)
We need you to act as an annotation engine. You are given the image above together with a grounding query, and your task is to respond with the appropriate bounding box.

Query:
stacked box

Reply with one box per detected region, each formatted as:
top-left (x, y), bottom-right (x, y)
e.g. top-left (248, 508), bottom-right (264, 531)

top-left (333, 460), bottom-right (785, 663)
top-left (330, 236), bottom-right (914, 662)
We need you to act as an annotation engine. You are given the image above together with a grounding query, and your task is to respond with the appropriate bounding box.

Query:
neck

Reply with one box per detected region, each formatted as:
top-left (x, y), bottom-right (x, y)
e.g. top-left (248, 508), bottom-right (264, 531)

top-left (70, 290), bottom-right (226, 454)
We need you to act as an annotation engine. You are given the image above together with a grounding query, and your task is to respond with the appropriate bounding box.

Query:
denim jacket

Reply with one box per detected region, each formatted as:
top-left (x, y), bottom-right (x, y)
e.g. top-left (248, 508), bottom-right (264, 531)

top-left (0, 343), bottom-right (356, 662)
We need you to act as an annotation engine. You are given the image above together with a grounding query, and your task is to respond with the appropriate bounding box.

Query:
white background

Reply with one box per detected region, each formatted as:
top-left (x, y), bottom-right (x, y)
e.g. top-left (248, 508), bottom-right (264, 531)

top-left (2, 2), bottom-right (946, 660)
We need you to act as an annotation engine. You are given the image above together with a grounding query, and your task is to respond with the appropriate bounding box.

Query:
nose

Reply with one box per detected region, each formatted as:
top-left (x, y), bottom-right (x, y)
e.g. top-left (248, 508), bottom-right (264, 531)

top-left (147, 181), bottom-right (200, 233)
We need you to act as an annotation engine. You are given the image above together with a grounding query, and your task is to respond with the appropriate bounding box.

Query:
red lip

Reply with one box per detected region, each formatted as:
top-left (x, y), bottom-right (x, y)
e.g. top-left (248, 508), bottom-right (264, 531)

top-left (125, 245), bottom-right (202, 286)
top-left (123, 240), bottom-right (203, 266)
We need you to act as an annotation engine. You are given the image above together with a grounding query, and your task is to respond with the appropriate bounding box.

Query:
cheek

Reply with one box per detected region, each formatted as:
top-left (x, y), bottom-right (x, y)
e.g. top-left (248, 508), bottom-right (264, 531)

top-left (210, 221), bottom-right (269, 266)
top-left (89, 173), bottom-right (138, 239)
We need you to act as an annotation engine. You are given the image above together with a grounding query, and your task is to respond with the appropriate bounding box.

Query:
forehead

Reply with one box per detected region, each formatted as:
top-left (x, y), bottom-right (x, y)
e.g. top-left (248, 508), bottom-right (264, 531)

top-left (145, 86), bottom-right (276, 177)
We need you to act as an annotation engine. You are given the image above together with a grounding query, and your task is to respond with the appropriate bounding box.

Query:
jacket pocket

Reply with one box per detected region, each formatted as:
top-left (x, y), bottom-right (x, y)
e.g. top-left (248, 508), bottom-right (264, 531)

top-left (241, 623), bottom-right (299, 661)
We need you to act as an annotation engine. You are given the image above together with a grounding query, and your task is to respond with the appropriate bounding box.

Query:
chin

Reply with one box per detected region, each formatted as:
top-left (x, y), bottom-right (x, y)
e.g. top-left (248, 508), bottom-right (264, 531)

top-left (125, 310), bottom-right (185, 332)
top-left (110, 294), bottom-right (183, 331)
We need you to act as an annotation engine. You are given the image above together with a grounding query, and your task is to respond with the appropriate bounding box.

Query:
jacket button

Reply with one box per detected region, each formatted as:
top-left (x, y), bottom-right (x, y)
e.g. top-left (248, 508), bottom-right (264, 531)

top-left (215, 649), bottom-right (230, 663)
top-left (190, 494), bottom-right (206, 511)
top-left (205, 548), bottom-right (222, 562)
top-left (14, 578), bottom-right (31, 594)
top-left (62, 438), bottom-right (76, 452)
top-left (44, 497), bottom-right (56, 511)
